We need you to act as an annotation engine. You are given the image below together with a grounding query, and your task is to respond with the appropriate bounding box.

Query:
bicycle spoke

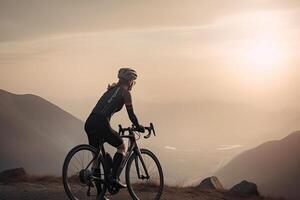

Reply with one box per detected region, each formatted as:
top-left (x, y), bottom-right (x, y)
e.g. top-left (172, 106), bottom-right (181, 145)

top-left (145, 155), bottom-right (151, 169)
top-left (147, 163), bottom-right (156, 175)
top-left (70, 161), bottom-right (81, 172)
top-left (80, 151), bottom-right (84, 169)
top-left (74, 154), bottom-right (83, 169)
top-left (82, 151), bottom-right (85, 169)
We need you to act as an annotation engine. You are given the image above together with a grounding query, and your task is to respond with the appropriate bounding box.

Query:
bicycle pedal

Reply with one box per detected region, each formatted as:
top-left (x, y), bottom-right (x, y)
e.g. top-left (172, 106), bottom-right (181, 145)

top-left (141, 175), bottom-right (150, 180)
top-left (87, 179), bottom-right (95, 187)
top-left (108, 185), bottom-right (120, 195)
top-left (87, 186), bottom-right (91, 196)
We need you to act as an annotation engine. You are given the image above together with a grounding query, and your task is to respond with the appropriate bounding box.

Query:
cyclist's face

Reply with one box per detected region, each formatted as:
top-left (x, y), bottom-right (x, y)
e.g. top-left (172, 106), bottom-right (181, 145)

top-left (128, 80), bottom-right (136, 91)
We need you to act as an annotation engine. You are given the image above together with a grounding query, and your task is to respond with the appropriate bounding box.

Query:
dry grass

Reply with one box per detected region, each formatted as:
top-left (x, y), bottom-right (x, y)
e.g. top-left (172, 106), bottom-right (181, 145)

top-left (0, 174), bottom-right (62, 184)
top-left (0, 175), bottom-right (286, 200)
top-left (25, 175), bottom-right (62, 183)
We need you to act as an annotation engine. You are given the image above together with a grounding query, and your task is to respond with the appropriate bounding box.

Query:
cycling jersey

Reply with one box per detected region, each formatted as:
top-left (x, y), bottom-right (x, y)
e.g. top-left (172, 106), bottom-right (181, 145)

top-left (92, 85), bottom-right (131, 120)
top-left (85, 83), bottom-right (140, 148)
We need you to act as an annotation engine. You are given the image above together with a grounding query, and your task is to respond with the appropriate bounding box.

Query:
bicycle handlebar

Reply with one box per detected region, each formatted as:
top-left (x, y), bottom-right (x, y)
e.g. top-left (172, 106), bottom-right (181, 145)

top-left (118, 123), bottom-right (156, 139)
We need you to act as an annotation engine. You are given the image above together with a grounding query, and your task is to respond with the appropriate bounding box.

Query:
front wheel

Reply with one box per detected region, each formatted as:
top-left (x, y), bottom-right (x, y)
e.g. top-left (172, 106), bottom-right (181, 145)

top-left (125, 149), bottom-right (164, 200)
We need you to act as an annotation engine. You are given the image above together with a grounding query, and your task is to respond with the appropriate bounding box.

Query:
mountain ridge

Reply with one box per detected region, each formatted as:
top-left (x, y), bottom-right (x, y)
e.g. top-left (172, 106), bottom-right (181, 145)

top-left (216, 130), bottom-right (300, 200)
top-left (0, 89), bottom-right (86, 175)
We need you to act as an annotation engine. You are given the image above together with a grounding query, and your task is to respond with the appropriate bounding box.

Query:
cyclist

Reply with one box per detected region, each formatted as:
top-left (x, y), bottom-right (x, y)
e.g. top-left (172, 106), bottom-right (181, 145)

top-left (84, 68), bottom-right (145, 192)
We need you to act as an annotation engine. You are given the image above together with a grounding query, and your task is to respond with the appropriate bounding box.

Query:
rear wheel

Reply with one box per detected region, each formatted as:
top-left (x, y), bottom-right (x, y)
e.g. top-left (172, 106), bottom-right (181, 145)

top-left (62, 144), bottom-right (107, 200)
top-left (125, 149), bottom-right (164, 200)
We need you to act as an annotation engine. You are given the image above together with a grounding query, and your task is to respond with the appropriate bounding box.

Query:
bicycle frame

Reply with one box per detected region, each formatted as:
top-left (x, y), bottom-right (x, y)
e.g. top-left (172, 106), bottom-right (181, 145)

top-left (63, 123), bottom-right (162, 200)
top-left (96, 129), bottom-right (149, 181)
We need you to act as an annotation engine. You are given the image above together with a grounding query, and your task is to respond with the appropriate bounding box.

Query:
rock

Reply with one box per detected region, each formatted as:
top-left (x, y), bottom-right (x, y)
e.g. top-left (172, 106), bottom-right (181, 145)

top-left (0, 167), bottom-right (27, 182)
top-left (198, 176), bottom-right (224, 190)
top-left (230, 180), bottom-right (259, 195)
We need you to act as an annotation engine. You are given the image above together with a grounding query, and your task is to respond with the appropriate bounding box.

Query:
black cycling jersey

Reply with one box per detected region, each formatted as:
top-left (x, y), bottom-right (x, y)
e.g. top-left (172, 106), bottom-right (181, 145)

top-left (85, 83), bottom-right (141, 148)
top-left (92, 85), bottom-right (131, 120)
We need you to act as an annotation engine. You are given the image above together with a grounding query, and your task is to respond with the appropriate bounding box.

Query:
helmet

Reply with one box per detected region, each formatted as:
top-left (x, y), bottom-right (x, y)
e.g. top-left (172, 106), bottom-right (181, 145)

top-left (118, 68), bottom-right (137, 81)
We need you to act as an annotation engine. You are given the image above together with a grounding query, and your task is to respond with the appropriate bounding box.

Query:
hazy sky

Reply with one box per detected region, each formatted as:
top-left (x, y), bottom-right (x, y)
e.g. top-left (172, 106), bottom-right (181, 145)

top-left (1, 0), bottom-right (300, 184)
top-left (1, 0), bottom-right (300, 118)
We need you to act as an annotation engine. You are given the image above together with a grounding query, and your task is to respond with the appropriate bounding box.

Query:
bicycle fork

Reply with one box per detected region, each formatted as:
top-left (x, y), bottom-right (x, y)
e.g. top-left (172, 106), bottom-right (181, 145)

top-left (134, 149), bottom-right (150, 179)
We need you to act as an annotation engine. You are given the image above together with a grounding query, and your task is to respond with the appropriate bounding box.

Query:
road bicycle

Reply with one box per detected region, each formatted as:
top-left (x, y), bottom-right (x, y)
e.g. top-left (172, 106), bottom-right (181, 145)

top-left (62, 123), bottom-right (164, 200)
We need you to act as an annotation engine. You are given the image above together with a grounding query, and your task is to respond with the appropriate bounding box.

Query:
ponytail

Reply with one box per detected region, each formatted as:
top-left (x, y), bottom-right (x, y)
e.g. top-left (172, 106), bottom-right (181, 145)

top-left (107, 82), bottom-right (117, 90)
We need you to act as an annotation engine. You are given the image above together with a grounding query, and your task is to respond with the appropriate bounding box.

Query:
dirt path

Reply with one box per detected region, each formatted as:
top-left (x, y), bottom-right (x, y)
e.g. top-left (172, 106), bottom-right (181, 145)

top-left (0, 182), bottom-right (272, 200)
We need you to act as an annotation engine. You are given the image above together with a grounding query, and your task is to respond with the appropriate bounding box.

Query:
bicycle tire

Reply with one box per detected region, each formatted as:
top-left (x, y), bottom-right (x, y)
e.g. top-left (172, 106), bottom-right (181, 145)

top-left (125, 148), bottom-right (164, 200)
top-left (62, 144), bottom-right (107, 200)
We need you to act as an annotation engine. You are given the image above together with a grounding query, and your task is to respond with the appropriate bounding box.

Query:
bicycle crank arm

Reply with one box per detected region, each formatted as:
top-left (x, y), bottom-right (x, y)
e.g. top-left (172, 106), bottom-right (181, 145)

top-left (140, 175), bottom-right (150, 180)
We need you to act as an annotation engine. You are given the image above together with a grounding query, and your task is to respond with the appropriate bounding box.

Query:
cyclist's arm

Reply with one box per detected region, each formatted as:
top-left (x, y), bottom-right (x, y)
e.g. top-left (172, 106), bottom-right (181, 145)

top-left (126, 105), bottom-right (140, 127)
top-left (123, 90), bottom-right (140, 127)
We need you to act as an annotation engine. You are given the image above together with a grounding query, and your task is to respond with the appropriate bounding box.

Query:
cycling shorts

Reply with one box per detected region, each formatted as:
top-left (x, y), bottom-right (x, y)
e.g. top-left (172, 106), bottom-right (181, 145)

top-left (84, 113), bottom-right (123, 148)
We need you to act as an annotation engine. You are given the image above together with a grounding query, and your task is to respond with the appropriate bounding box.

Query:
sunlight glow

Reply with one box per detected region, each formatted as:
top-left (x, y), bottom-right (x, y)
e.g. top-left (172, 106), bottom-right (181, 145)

top-left (233, 39), bottom-right (287, 85)
top-left (244, 40), bottom-right (283, 70)
top-left (218, 11), bottom-right (288, 78)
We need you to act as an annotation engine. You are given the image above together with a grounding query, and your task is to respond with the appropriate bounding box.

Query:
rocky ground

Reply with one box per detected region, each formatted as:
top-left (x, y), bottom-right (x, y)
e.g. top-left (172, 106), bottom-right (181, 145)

top-left (0, 168), bottom-right (282, 200)
top-left (0, 181), bottom-right (279, 200)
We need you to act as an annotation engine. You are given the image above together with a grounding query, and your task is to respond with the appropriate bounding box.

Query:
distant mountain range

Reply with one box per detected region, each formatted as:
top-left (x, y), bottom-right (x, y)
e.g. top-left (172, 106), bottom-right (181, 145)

top-left (0, 89), bottom-right (86, 175)
top-left (216, 131), bottom-right (300, 200)
top-left (1, 88), bottom-right (300, 200)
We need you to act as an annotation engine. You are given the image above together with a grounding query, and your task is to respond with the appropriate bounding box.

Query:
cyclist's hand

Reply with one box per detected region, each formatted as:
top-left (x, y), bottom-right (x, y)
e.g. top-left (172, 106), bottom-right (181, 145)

top-left (136, 125), bottom-right (145, 133)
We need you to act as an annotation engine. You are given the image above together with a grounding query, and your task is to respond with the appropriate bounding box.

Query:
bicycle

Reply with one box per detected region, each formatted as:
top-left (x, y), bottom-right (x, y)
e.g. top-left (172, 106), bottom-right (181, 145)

top-left (62, 123), bottom-right (164, 200)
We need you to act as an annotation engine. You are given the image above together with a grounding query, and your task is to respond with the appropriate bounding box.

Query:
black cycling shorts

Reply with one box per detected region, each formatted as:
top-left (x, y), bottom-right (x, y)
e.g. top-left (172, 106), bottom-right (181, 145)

top-left (84, 113), bottom-right (123, 148)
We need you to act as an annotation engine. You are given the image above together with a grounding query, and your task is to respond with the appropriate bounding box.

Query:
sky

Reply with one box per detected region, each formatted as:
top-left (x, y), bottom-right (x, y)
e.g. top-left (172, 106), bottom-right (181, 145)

top-left (1, 0), bottom-right (300, 183)
top-left (1, 0), bottom-right (300, 115)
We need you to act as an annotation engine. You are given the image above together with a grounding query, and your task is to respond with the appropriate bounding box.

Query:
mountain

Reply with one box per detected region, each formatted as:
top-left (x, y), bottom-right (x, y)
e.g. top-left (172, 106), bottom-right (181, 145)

top-left (135, 101), bottom-right (300, 186)
top-left (0, 89), bottom-right (87, 175)
top-left (216, 131), bottom-right (300, 200)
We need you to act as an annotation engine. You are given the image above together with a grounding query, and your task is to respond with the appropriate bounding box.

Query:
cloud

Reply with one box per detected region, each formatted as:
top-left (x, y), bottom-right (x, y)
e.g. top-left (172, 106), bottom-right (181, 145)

top-left (2, 0), bottom-right (300, 42)
top-left (164, 145), bottom-right (176, 150)
top-left (217, 145), bottom-right (243, 151)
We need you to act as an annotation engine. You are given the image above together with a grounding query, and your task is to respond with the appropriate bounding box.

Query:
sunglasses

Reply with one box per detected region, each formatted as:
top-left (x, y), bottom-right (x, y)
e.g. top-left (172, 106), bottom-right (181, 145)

top-left (128, 80), bottom-right (136, 85)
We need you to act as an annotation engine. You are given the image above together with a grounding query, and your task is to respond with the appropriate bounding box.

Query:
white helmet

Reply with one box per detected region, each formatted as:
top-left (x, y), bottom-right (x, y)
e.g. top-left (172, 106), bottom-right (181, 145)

top-left (118, 68), bottom-right (137, 81)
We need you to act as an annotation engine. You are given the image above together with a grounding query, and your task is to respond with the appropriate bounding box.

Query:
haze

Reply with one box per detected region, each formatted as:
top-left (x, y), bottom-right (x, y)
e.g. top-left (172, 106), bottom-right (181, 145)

top-left (1, 0), bottom-right (300, 184)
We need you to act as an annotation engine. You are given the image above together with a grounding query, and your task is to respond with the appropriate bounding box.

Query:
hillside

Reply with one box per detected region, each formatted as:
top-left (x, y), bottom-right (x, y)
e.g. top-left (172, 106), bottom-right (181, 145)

top-left (0, 89), bottom-right (86, 175)
top-left (216, 131), bottom-right (300, 200)
top-left (136, 101), bottom-right (300, 185)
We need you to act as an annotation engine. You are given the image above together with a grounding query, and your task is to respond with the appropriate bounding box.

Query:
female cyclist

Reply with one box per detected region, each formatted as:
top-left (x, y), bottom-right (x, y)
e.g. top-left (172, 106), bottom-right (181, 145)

top-left (84, 68), bottom-right (145, 192)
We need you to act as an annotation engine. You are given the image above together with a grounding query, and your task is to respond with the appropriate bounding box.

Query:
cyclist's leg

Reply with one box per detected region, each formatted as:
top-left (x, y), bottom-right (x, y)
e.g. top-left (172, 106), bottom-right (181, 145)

top-left (106, 131), bottom-right (125, 180)
top-left (101, 123), bottom-right (124, 176)
top-left (101, 123), bottom-right (127, 188)
top-left (85, 114), bottom-right (112, 169)
top-left (85, 118), bottom-right (101, 169)
top-left (87, 131), bottom-right (100, 169)
top-left (84, 115), bottom-right (104, 193)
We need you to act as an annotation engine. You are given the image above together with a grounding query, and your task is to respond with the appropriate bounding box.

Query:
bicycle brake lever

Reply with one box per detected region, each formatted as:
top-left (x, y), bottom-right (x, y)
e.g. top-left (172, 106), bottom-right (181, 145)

top-left (144, 127), bottom-right (151, 139)
top-left (150, 123), bottom-right (156, 136)
top-left (144, 133), bottom-right (151, 139)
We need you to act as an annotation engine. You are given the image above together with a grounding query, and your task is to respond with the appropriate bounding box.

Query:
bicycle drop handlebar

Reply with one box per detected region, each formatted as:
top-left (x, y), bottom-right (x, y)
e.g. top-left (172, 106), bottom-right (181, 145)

top-left (118, 123), bottom-right (156, 139)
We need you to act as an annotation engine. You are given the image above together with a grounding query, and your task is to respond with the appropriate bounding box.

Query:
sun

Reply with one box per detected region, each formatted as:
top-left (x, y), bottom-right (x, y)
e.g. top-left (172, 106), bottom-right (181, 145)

top-left (219, 11), bottom-right (289, 85)
top-left (230, 38), bottom-right (287, 84)
top-left (243, 40), bottom-right (282, 72)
